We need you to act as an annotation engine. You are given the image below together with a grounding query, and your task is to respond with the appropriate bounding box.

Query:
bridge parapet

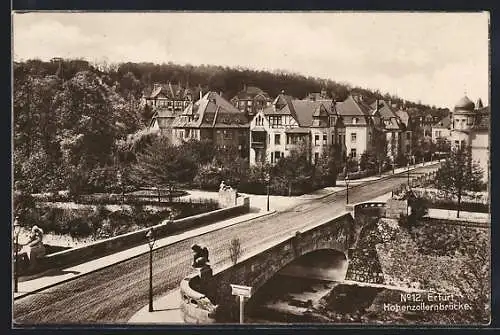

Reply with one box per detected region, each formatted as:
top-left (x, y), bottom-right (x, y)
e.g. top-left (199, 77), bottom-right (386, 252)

top-left (179, 212), bottom-right (356, 323)
top-left (180, 275), bottom-right (218, 324)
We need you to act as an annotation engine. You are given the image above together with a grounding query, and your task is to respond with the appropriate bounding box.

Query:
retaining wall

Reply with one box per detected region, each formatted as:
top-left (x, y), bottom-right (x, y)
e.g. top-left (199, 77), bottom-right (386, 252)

top-left (40, 197), bottom-right (250, 271)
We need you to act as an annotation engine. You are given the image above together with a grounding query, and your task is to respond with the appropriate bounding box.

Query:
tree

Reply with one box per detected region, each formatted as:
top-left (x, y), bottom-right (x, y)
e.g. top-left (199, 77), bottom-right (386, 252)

top-left (273, 145), bottom-right (314, 196)
top-left (372, 130), bottom-right (388, 176)
top-left (229, 237), bottom-right (242, 265)
top-left (313, 145), bottom-right (340, 187)
top-left (435, 146), bottom-right (484, 218)
top-left (359, 150), bottom-right (377, 171)
top-left (129, 136), bottom-right (197, 200)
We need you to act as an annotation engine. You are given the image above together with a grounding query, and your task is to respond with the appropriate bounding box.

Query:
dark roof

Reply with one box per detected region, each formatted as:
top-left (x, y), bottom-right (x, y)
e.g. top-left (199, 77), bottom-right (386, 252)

top-left (433, 115), bottom-right (451, 129)
top-left (172, 91), bottom-right (249, 129)
top-left (454, 95), bottom-right (475, 111)
top-left (264, 95), bottom-right (334, 127)
top-left (232, 86), bottom-right (271, 100)
top-left (395, 110), bottom-right (410, 127)
top-left (143, 83), bottom-right (201, 100)
top-left (371, 100), bottom-right (396, 119)
top-left (336, 95), bottom-right (371, 117)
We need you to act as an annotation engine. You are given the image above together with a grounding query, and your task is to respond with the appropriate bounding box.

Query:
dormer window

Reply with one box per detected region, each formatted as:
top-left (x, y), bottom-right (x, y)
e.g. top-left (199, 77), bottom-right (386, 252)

top-left (352, 117), bottom-right (358, 124)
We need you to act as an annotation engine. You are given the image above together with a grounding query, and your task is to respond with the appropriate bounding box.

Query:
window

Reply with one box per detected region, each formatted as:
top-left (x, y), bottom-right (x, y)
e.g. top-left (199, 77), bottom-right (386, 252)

top-left (248, 100), bottom-right (253, 106)
top-left (323, 134), bottom-right (327, 145)
top-left (287, 134), bottom-right (298, 145)
top-left (269, 116), bottom-right (283, 127)
top-left (315, 135), bottom-right (320, 146)
top-left (185, 129), bottom-right (190, 138)
top-left (271, 152), bottom-right (274, 164)
top-left (406, 144), bottom-right (410, 152)
top-left (223, 130), bottom-right (232, 140)
top-left (338, 134), bottom-right (342, 145)
top-left (406, 132), bottom-right (411, 140)
top-left (274, 134), bottom-right (281, 145)
top-left (352, 117), bottom-right (358, 124)
top-left (178, 130), bottom-right (184, 139)
top-left (314, 152), bottom-right (319, 162)
top-left (351, 133), bottom-right (357, 143)
top-left (275, 151), bottom-right (281, 162)
top-left (350, 148), bottom-right (357, 158)
top-left (255, 115), bottom-right (264, 126)
top-left (467, 117), bottom-right (473, 126)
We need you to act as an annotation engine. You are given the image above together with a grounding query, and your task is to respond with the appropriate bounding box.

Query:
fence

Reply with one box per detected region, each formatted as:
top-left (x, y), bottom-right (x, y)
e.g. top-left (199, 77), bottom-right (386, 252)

top-left (392, 171), bottom-right (437, 196)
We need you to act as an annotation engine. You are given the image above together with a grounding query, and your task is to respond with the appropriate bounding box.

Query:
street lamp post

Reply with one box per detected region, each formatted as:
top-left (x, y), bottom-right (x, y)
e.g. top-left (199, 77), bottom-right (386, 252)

top-left (13, 221), bottom-right (21, 293)
top-left (344, 174), bottom-right (350, 204)
top-left (265, 173), bottom-right (270, 212)
top-left (407, 158), bottom-right (410, 186)
top-left (146, 228), bottom-right (156, 312)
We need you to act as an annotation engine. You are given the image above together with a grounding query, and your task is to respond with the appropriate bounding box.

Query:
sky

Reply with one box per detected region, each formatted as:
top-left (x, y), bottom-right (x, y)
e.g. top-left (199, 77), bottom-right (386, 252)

top-left (13, 12), bottom-right (489, 109)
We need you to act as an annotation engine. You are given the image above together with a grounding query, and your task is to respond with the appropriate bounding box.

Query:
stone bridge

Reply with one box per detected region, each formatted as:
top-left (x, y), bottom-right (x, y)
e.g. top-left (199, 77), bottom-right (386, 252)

top-left (180, 201), bottom-right (388, 323)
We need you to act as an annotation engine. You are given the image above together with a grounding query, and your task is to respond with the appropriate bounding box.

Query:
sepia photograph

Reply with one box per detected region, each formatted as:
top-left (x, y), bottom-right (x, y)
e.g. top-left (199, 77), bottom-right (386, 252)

top-left (12, 11), bottom-right (490, 326)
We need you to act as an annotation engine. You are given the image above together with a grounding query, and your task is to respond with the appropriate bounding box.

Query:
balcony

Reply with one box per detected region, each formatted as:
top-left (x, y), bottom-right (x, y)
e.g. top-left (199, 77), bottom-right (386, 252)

top-left (251, 141), bottom-right (265, 149)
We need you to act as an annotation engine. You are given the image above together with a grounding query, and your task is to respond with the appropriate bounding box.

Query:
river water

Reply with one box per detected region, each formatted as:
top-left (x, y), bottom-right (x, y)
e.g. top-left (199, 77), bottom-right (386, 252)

top-left (245, 250), bottom-right (402, 324)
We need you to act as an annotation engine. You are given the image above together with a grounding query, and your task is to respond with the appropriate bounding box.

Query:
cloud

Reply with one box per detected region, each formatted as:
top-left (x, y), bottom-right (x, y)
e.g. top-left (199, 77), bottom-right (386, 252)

top-left (12, 12), bottom-right (489, 107)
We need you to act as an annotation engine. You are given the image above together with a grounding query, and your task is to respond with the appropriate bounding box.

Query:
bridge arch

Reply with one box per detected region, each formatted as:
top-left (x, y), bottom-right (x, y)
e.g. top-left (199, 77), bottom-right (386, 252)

top-left (180, 202), bottom-right (389, 323)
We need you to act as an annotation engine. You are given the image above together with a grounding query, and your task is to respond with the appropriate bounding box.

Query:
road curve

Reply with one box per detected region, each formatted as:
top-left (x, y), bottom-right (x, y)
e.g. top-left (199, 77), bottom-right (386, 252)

top-left (13, 165), bottom-right (438, 325)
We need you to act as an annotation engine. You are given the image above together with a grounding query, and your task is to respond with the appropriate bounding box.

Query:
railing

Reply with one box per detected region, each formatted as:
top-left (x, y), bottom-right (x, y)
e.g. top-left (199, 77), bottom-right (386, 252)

top-left (251, 141), bottom-right (265, 149)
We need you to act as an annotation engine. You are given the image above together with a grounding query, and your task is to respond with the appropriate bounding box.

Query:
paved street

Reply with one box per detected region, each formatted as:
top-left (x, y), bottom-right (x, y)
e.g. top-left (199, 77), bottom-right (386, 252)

top-left (13, 164), bottom-right (438, 325)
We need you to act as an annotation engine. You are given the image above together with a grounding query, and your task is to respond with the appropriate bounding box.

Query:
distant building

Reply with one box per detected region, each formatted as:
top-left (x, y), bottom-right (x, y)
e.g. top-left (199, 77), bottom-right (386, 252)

top-left (142, 82), bottom-right (199, 110)
top-left (249, 92), bottom-right (345, 165)
top-left (432, 114), bottom-right (451, 143)
top-left (304, 88), bottom-right (330, 101)
top-left (370, 100), bottom-right (406, 161)
top-left (146, 83), bottom-right (202, 138)
top-left (449, 96), bottom-right (489, 180)
top-left (230, 85), bottom-right (272, 118)
top-left (335, 94), bottom-right (375, 162)
top-left (171, 91), bottom-right (250, 157)
top-left (394, 109), bottom-right (413, 157)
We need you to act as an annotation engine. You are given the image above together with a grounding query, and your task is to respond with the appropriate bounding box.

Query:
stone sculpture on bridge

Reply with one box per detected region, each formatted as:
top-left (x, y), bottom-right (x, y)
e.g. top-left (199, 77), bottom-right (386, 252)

top-left (191, 244), bottom-right (210, 269)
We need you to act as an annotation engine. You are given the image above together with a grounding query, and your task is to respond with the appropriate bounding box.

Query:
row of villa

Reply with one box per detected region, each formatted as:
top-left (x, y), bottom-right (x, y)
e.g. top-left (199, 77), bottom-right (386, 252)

top-left (144, 83), bottom-right (489, 176)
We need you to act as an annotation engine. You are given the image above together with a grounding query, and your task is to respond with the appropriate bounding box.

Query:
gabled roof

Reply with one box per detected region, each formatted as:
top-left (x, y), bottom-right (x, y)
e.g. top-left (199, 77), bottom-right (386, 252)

top-left (395, 110), bottom-right (410, 127)
top-left (143, 83), bottom-right (201, 100)
top-left (371, 100), bottom-right (397, 119)
top-left (232, 86), bottom-right (271, 100)
top-left (264, 94), bottom-right (335, 127)
top-left (336, 95), bottom-right (372, 117)
top-left (172, 91), bottom-right (249, 129)
top-left (433, 115), bottom-right (451, 129)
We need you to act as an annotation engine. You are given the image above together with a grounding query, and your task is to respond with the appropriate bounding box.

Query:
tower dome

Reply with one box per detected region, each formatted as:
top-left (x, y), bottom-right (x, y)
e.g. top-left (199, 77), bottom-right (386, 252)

top-left (454, 96), bottom-right (475, 111)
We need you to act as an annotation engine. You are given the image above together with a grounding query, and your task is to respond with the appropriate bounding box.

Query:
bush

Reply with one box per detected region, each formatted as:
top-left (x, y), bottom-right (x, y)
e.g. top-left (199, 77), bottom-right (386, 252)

top-left (428, 201), bottom-right (489, 213)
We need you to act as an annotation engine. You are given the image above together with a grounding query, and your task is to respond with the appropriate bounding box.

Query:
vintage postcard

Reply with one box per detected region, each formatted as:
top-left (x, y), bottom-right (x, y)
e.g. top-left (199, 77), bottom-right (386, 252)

top-left (12, 11), bottom-right (490, 326)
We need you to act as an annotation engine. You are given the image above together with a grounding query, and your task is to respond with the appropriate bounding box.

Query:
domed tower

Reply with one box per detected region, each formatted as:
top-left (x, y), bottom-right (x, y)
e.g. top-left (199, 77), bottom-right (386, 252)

top-left (450, 95), bottom-right (475, 149)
